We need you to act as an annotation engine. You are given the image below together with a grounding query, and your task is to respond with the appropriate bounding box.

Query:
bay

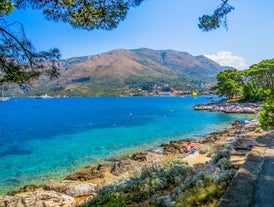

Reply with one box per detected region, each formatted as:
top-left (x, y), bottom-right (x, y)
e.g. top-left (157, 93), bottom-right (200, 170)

top-left (0, 96), bottom-right (254, 195)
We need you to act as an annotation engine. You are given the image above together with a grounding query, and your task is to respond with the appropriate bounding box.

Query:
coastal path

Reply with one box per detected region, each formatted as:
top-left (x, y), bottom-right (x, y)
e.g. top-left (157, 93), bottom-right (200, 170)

top-left (218, 131), bottom-right (274, 207)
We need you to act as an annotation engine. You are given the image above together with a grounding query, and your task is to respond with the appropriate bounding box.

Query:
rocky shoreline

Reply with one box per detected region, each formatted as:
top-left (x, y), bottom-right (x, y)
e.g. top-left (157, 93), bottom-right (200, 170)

top-left (193, 101), bottom-right (261, 113)
top-left (1, 116), bottom-right (271, 206)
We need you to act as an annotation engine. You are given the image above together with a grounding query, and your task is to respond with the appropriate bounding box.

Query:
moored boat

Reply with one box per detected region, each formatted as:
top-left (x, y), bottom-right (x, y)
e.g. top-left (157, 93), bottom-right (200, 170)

top-left (0, 97), bottom-right (10, 102)
top-left (38, 94), bottom-right (53, 99)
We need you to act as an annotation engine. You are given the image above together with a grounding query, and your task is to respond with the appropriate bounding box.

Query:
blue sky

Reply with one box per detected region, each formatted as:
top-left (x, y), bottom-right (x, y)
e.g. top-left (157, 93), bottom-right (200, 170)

top-left (4, 0), bottom-right (274, 69)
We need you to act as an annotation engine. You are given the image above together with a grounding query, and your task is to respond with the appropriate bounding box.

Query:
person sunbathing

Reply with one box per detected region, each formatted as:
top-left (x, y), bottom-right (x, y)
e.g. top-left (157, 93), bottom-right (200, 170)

top-left (185, 144), bottom-right (192, 153)
top-left (185, 141), bottom-right (199, 153)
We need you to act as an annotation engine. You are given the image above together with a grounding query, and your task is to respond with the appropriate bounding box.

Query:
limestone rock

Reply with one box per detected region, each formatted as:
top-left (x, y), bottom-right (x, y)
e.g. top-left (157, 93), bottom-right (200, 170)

top-left (131, 152), bottom-right (148, 162)
top-left (160, 140), bottom-right (187, 154)
top-left (44, 180), bottom-right (97, 197)
top-left (111, 159), bottom-right (138, 176)
top-left (8, 184), bottom-right (43, 196)
top-left (0, 190), bottom-right (75, 207)
top-left (65, 165), bottom-right (104, 181)
top-left (97, 163), bottom-right (111, 174)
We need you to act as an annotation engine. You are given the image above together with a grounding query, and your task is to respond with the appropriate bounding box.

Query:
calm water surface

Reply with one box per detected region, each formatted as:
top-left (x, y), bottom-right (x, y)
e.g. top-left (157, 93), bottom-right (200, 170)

top-left (0, 96), bottom-right (254, 195)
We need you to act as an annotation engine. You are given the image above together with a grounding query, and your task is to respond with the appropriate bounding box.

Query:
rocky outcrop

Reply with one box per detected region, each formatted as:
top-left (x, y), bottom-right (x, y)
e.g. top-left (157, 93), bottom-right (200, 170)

top-left (8, 185), bottom-right (43, 196)
top-left (44, 180), bottom-right (97, 197)
top-left (0, 190), bottom-right (75, 207)
top-left (161, 140), bottom-right (188, 154)
top-left (131, 152), bottom-right (148, 162)
top-left (111, 159), bottom-right (140, 176)
top-left (65, 164), bottom-right (110, 181)
top-left (1, 181), bottom-right (98, 207)
top-left (194, 102), bottom-right (260, 114)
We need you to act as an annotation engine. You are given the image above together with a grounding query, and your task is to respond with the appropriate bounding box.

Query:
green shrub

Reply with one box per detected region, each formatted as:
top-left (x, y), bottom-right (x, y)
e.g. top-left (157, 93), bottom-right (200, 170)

top-left (152, 195), bottom-right (175, 207)
top-left (82, 193), bottom-right (126, 207)
top-left (164, 165), bottom-right (192, 186)
top-left (83, 191), bottom-right (150, 207)
top-left (125, 191), bottom-right (150, 203)
top-left (259, 93), bottom-right (274, 129)
top-left (212, 147), bottom-right (230, 164)
top-left (255, 127), bottom-right (263, 133)
top-left (174, 173), bottom-right (228, 207)
top-left (151, 176), bottom-right (168, 190)
top-left (83, 160), bottom-right (192, 206)
top-left (214, 169), bottom-right (237, 185)
top-left (171, 173), bottom-right (212, 200)
top-left (139, 162), bottom-right (165, 179)
top-left (175, 182), bottom-right (226, 207)
top-left (116, 178), bottom-right (142, 193)
top-left (215, 157), bottom-right (232, 170)
top-left (169, 159), bottom-right (189, 166)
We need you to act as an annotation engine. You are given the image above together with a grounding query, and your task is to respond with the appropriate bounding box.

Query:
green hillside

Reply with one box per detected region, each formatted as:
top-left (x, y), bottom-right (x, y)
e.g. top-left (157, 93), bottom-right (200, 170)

top-left (28, 48), bottom-right (225, 96)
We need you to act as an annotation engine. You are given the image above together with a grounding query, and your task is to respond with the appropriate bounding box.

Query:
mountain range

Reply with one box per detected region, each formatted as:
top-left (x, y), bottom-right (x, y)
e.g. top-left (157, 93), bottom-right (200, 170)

top-left (29, 48), bottom-right (225, 96)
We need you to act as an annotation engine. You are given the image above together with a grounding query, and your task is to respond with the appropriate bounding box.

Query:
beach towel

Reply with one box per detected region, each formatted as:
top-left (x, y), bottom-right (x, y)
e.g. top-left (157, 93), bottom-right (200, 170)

top-left (180, 149), bottom-right (198, 157)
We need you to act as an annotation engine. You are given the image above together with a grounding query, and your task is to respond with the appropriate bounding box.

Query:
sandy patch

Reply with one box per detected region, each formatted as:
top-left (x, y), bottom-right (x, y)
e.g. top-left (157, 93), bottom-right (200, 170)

top-left (181, 153), bottom-right (211, 167)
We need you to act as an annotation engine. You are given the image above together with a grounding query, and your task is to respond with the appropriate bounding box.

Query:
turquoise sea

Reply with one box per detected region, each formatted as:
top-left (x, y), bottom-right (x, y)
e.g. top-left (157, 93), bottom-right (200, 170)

top-left (0, 96), bottom-right (254, 195)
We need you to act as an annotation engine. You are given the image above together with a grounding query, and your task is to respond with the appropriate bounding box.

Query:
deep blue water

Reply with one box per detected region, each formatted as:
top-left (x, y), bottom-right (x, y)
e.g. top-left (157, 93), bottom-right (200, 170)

top-left (0, 96), bottom-right (253, 195)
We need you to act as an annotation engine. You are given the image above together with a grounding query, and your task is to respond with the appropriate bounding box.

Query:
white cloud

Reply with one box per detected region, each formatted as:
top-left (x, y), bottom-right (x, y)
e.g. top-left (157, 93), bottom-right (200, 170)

top-left (205, 51), bottom-right (247, 70)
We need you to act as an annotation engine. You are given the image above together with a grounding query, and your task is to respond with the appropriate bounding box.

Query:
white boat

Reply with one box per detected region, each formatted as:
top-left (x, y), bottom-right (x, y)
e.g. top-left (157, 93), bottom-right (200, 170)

top-left (39, 94), bottom-right (52, 99)
top-left (0, 97), bottom-right (10, 102)
top-left (1, 84), bottom-right (10, 102)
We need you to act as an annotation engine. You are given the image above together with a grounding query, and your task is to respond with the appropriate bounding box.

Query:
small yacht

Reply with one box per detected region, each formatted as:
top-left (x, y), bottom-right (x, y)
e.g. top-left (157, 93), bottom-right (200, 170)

top-left (39, 94), bottom-right (52, 99)
top-left (0, 97), bottom-right (10, 102)
top-left (1, 85), bottom-right (10, 102)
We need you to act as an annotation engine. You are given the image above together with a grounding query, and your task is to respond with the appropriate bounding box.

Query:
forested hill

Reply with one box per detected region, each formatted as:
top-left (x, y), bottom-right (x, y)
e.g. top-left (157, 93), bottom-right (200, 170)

top-left (30, 48), bottom-right (226, 96)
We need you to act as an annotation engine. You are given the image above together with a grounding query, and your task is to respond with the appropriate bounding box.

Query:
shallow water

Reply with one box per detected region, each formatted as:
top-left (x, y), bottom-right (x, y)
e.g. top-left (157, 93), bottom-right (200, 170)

top-left (0, 96), bottom-right (254, 195)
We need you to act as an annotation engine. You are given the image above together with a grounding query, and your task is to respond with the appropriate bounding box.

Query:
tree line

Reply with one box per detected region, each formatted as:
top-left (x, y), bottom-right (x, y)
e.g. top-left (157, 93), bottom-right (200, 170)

top-left (212, 59), bottom-right (274, 129)
top-left (212, 59), bottom-right (274, 102)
